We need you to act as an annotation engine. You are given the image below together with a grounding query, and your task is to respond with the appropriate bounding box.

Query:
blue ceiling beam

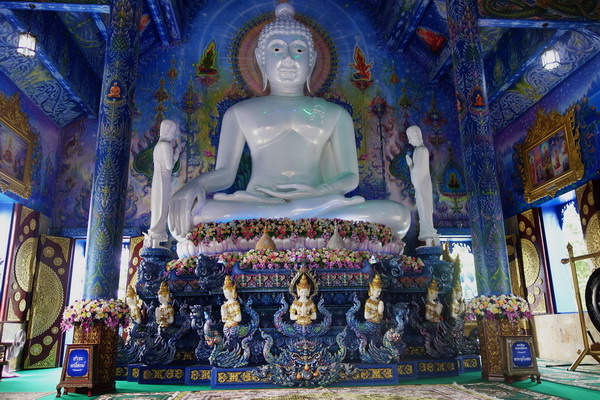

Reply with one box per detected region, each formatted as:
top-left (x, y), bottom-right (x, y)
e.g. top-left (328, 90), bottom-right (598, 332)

top-left (388, 0), bottom-right (432, 53)
top-left (146, 0), bottom-right (170, 45)
top-left (91, 12), bottom-right (108, 42)
top-left (0, 1), bottom-right (109, 13)
top-left (159, 0), bottom-right (180, 41)
top-left (478, 18), bottom-right (599, 30)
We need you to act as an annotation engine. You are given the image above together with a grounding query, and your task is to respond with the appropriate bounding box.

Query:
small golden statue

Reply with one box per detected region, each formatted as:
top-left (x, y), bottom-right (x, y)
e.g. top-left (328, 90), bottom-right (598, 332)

top-left (125, 284), bottom-right (143, 324)
top-left (364, 274), bottom-right (384, 323)
top-left (450, 280), bottom-right (466, 319)
top-left (221, 275), bottom-right (242, 328)
top-left (425, 278), bottom-right (443, 323)
top-left (155, 281), bottom-right (174, 328)
top-left (290, 272), bottom-right (317, 326)
top-left (256, 227), bottom-right (277, 250)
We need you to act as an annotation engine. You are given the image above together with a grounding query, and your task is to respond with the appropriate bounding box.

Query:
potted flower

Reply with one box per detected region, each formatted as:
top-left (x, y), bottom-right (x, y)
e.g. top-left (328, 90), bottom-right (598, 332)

top-left (465, 294), bottom-right (533, 380)
top-left (61, 298), bottom-right (130, 390)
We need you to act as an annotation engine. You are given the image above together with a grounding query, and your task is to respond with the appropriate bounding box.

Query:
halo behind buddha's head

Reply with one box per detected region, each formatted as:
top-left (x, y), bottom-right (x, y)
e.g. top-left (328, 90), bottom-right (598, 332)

top-left (255, 2), bottom-right (317, 92)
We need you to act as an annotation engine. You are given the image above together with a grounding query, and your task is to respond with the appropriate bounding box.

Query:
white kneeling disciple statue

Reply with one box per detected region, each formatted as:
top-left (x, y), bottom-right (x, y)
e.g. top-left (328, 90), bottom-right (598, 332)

top-left (167, 2), bottom-right (410, 252)
top-left (406, 125), bottom-right (439, 247)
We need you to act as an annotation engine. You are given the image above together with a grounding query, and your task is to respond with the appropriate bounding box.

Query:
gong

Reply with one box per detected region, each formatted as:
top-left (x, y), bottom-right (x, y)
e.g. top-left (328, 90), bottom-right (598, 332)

top-left (585, 268), bottom-right (600, 334)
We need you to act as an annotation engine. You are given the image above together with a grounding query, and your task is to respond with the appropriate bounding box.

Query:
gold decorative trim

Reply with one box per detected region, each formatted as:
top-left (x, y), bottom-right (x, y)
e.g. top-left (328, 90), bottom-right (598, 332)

top-left (0, 94), bottom-right (34, 199)
top-left (520, 239), bottom-right (540, 288)
top-left (28, 263), bottom-right (64, 338)
top-left (517, 107), bottom-right (583, 203)
top-left (15, 237), bottom-right (37, 292)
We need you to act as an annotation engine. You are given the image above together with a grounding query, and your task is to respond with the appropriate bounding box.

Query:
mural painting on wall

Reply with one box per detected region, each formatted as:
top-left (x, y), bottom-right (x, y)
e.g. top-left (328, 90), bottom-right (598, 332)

top-left (50, 0), bottom-right (467, 235)
top-left (494, 53), bottom-right (600, 217)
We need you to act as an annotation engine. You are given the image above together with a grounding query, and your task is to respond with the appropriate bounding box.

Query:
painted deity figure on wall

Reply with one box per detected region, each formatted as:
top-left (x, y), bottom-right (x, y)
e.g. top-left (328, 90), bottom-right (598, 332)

top-left (167, 2), bottom-right (410, 249)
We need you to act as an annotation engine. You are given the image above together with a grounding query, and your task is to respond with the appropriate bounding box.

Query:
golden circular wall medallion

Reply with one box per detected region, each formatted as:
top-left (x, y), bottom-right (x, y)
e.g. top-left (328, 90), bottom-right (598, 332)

top-left (29, 263), bottom-right (64, 338)
top-left (43, 246), bottom-right (55, 258)
top-left (520, 239), bottom-right (540, 288)
top-left (15, 237), bottom-right (37, 292)
top-left (588, 191), bottom-right (595, 206)
top-left (43, 335), bottom-right (53, 346)
top-left (14, 291), bottom-right (21, 301)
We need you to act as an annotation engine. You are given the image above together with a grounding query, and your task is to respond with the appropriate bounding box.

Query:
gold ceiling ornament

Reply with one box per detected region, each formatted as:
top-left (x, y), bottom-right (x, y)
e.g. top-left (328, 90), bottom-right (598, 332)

top-left (0, 93), bottom-right (34, 199)
top-left (517, 106), bottom-right (583, 203)
top-left (15, 236), bottom-right (37, 292)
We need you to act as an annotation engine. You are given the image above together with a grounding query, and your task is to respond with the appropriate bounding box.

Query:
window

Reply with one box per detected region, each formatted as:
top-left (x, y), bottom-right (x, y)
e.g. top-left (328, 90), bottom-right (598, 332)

top-left (440, 236), bottom-right (478, 301)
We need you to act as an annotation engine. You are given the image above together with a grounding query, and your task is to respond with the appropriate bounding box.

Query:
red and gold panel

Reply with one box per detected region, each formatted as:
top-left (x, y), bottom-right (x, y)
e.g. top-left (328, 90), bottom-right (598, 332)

top-left (517, 209), bottom-right (554, 314)
top-left (23, 235), bottom-right (74, 369)
top-left (127, 236), bottom-right (144, 289)
top-left (0, 204), bottom-right (40, 322)
top-left (576, 180), bottom-right (600, 270)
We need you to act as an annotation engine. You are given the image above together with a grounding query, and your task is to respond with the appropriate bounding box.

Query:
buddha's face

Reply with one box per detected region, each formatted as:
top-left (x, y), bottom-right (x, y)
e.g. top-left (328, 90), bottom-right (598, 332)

top-left (263, 33), bottom-right (311, 91)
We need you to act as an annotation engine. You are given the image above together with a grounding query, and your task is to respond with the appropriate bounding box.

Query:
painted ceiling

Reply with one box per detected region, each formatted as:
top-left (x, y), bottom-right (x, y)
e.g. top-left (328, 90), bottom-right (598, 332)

top-left (0, 0), bottom-right (598, 130)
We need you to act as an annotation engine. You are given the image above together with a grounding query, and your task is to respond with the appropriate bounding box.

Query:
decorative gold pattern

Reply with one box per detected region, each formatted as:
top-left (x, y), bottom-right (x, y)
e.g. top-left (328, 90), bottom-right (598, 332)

top-left (28, 263), bottom-right (63, 338)
top-left (589, 191), bottom-right (595, 206)
top-left (54, 258), bottom-right (63, 267)
top-left (132, 368), bottom-right (140, 378)
top-left (535, 295), bottom-right (547, 313)
top-left (0, 93), bottom-right (34, 198)
top-left (73, 324), bottom-right (118, 385)
top-left (522, 210), bottom-right (534, 225)
top-left (24, 342), bottom-right (57, 369)
top-left (20, 206), bottom-right (33, 225)
top-left (19, 299), bottom-right (26, 312)
top-left (517, 107), bottom-right (583, 203)
top-left (43, 246), bottom-right (55, 258)
top-left (29, 343), bottom-right (42, 356)
top-left (526, 227), bottom-right (532, 236)
top-left (43, 335), bottom-right (53, 346)
top-left (520, 239), bottom-right (540, 288)
top-left (58, 268), bottom-right (65, 275)
top-left (52, 236), bottom-right (72, 262)
top-left (477, 318), bottom-right (523, 379)
top-left (15, 237), bottom-right (37, 292)
top-left (51, 327), bottom-right (59, 334)
top-left (12, 282), bottom-right (18, 290)
top-left (14, 291), bottom-right (21, 301)
top-left (24, 225), bottom-right (30, 235)
top-left (190, 369), bottom-right (211, 380)
top-left (397, 364), bottom-right (414, 375)
top-left (518, 221), bottom-right (525, 232)
top-left (586, 213), bottom-right (600, 270)
top-left (30, 218), bottom-right (36, 231)
top-left (463, 358), bottom-right (480, 368)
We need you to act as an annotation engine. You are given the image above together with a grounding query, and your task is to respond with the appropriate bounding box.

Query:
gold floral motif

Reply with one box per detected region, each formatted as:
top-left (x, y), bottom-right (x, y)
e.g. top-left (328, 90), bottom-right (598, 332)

top-left (51, 327), bottom-right (58, 334)
top-left (583, 204), bottom-right (589, 214)
top-left (28, 263), bottom-right (63, 338)
top-left (54, 258), bottom-right (63, 267)
top-left (589, 190), bottom-right (595, 206)
top-left (19, 234), bottom-right (23, 242)
top-left (24, 342), bottom-right (57, 369)
top-left (397, 365), bottom-right (414, 375)
top-left (463, 358), bottom-right (479, 368)
top-left (478, 318), bottom-right (523, 378)
top-left (58, 268), bottom-right (65, 275)
top-left (522, 210), bottom-right (534, 225)
top-left (29, 343), bottom-right (43, 356)
top-left (14, 291), bottom-right (21, 301)
top-left (15, 237), bottom-right (36, 292)
top-left (585, 213), bottom-right (600, 270)
top-left (29, 218), bottom-right (36, 231)
top-left (518, 221), bottom-right (525, 232)
top-left (520, 239), bottom-right (540, 288)
top-left (535, 295), bottom-right (547, 313)
top-left (132, 368), bottom-right (139, 378)
top-left (24, 226), bottom-right (30, 235)
top-left (20, 207), bottom-right (32, 225)
top-left (19, 299), bottom-right (26, 312)
top-left (526, 227), bottom-right (532, 236)
top-left (43, 335), bottom-right (53, 346)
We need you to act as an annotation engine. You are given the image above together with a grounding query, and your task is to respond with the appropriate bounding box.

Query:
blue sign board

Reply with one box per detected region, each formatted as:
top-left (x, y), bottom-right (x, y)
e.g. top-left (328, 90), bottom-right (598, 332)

top-left (511, 341), bottom-right (533, 368)
top-left (67, 348), bottom-right (90, 377)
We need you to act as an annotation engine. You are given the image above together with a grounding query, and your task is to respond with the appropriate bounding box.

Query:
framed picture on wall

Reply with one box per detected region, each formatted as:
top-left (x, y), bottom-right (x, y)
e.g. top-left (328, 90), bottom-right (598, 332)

top-left (517, 106), bottom-right (584, 203)
top-left (0, 93), bottom-right (34, 199)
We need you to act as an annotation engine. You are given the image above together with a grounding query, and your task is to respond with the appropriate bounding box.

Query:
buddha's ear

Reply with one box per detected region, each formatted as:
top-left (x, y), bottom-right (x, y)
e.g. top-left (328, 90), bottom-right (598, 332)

top-left (255, 47), bottom-right (268, 92)
top-left (306, 51), bottom-right (317, 95)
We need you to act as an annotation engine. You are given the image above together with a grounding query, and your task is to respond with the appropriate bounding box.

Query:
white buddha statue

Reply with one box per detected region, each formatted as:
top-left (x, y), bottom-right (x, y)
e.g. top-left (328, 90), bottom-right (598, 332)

top-left (168, 2), bottom-right (410, 247)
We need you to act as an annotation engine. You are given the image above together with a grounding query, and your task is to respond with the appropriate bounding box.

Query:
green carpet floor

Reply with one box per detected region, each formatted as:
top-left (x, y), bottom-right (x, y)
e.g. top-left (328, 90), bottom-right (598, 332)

top-left (1, 364), bottom-right (598, 400)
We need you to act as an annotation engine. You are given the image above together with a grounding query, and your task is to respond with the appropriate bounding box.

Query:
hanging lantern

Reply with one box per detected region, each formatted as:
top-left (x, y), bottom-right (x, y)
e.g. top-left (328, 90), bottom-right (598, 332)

top-left (17, 31), bottom-right (36, 57)
top-left (541, 48), bottom-right (560, 70)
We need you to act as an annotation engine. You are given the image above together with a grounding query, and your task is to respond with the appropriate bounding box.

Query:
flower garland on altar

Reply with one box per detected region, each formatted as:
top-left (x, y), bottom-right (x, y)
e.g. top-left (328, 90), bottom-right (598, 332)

top-left (61, 298), bottom-right (130, 332)
top-left (166, 256), bottom-right (199, 275)
top-left (186, 218), bottom-right (397, 245)
top-left (236, 248), bottom-right (371, 270)
top-left (399, 254), bottom-right (425, 273)
top-left (466, 294), bottom-right (532, 322)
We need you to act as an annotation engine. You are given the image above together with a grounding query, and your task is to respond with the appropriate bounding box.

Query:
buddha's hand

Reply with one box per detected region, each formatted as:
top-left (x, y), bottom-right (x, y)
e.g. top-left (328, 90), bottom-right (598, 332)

top-left (168, 184), bottom-right (206, 241)
top-left (254, 183), bottom-right (330, 200)
top-left (405, 154), bottom-right (413, 169)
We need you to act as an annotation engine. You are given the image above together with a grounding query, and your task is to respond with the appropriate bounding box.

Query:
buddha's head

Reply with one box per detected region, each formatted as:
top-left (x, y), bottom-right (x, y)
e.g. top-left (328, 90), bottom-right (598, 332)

top-left (255, 2), bottom-right (316, 93)
top-left (160, 119), bottom-right (177, 141)
top-left (406, 125), bottom-right (423, 146)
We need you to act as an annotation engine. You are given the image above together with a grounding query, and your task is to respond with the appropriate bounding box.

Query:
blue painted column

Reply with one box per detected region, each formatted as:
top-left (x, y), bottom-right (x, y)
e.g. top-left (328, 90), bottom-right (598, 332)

top-left (446, 0), bottom-right (511, 295)
top-left (84, 0), bottom-right (143, 299)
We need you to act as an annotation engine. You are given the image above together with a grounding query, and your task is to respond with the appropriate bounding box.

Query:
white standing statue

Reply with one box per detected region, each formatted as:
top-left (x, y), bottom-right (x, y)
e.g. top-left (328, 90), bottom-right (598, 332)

top-left (146, 119), bottom-right (180, 248)
top-left (167, 2), bottom-right (410, 249)
top-left (406, 125), bottom-right (439, 247)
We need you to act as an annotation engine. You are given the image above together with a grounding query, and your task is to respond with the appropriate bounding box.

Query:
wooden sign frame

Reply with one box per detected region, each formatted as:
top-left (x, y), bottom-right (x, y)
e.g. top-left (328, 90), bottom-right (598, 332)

top-left (56, 344), bottom-right (98, 397)
top-left (500, 335), bottom-right (541, 383)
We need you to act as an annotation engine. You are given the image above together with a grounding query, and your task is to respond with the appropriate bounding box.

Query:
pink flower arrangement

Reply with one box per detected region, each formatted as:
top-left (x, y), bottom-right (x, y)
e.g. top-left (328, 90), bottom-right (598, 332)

top-left (235, 248), bottom-right (372, 270)
top-left (186, 218), bottom-right (398, 246)
top-left (61, 299), bottom-right (130, 332)
top-left (466, 294), bottom-right (532, 322)
top-left (166, 256), bottom-right (199, 275)
top-left (399, 255), bottom-right (425, 273)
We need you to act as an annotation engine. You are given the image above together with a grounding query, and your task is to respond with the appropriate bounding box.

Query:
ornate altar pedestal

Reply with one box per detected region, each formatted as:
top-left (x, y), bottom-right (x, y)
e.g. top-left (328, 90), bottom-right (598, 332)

top-left (57, 324), bottom-right (119, 396)
top-left (477, 318), bottom-right (524, 381)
